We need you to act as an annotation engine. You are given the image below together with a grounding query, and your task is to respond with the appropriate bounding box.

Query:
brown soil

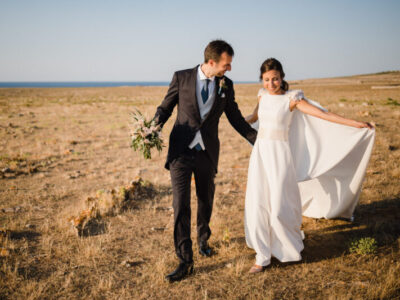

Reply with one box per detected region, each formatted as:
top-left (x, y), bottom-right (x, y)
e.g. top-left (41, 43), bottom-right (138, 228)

top-left (0, 72), bottom-right (399, 299)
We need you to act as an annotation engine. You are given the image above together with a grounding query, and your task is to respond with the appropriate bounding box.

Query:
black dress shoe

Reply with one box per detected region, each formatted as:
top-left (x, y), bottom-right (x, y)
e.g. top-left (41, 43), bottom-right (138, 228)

top-left (165, 262), bottom-right (194, 283)
top-left (198, 242), bottom-right (213, 257)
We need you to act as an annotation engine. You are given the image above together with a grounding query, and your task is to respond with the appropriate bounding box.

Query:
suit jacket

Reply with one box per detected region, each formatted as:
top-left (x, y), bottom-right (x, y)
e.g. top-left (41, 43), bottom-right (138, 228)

top-left (155, 65), bottom-right (257, 172)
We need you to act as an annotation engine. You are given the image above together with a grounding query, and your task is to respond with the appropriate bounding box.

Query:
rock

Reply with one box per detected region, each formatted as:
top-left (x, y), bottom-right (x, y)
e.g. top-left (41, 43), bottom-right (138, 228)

top-left (151, 227), bottom-right (166, 231)
top-left (121, 259), bottom-right (142, 267)
top-left (2, 206), bottom-right (22, 213)
top-left (2, 207), bottom-right (15, 213)
top-left (1, 167), bottom-right (12, 173)
top-left (155, 206), bottom-right (173, 211)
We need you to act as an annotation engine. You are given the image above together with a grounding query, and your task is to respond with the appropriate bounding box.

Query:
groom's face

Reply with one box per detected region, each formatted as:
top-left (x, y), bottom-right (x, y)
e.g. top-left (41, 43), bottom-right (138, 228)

top-left (211, 52), bottom-right (232, 77)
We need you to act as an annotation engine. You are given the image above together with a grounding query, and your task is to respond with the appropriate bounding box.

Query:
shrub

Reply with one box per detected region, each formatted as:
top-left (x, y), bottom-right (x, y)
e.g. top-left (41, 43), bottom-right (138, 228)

top-left (349, 237), bottom-right (378, 255)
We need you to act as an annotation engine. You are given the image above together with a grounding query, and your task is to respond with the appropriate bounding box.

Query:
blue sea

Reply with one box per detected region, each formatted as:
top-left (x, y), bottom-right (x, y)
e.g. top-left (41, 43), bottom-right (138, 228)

top-left (0, 81), bottom-right (257, 88)
top-left (0, 82), bottom-right (170, 88)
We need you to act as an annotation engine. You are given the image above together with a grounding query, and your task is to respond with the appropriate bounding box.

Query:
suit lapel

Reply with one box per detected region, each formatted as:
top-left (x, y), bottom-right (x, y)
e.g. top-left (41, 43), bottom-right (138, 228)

top-left (189, 66), bottom-right (201, 123)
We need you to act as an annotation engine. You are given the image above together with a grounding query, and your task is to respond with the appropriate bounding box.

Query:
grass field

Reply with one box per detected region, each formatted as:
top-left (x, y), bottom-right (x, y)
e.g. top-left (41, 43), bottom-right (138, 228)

top-left (0, 72), bottom-right (399, 299)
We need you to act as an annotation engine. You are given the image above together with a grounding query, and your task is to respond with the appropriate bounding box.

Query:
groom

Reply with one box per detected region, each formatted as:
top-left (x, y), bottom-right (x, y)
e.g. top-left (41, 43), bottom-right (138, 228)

top-left (154, 40), bottom-right (257, 282)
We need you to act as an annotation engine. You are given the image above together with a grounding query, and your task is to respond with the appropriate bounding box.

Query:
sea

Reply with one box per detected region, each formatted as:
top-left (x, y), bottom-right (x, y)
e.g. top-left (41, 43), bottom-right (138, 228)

top-left (0, 81), bottom-right (256, 88)
top-left (0, 82), bottom-right (170, 88)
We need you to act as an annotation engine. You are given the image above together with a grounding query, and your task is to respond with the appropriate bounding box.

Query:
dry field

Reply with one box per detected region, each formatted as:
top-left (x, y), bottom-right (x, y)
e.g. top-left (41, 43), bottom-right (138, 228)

top-left (0, 72), bottom-right (399, 299)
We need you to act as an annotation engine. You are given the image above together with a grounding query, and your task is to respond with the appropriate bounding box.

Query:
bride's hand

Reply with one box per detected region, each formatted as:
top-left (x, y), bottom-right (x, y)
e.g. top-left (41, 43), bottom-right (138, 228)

top-left (245, 115), bottom-right (253, 123)
top-left (355, 121), bottom-right (374, 129)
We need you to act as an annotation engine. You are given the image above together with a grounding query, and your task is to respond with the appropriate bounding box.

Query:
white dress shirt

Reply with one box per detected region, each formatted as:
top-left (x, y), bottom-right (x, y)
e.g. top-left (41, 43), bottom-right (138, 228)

top-left (188, 65), bottom-right (216, 150)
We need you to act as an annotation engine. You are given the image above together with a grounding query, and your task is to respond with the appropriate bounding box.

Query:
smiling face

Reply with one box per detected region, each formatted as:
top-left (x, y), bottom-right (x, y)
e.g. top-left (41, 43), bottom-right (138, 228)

top-left (209, 52), bottom-right (232, 77)
top-left (262, 70), bottom-right (283, 95)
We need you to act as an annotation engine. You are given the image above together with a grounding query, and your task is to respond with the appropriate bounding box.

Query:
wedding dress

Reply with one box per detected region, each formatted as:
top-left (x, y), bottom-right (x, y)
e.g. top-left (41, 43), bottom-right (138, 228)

top-left (245, 89), bottom-right (375, 266)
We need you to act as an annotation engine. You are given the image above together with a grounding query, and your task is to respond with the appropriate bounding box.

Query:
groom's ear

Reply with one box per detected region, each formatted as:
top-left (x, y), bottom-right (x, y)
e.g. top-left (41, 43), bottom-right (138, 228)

top-left (208, 59), bottom-right (216, 67)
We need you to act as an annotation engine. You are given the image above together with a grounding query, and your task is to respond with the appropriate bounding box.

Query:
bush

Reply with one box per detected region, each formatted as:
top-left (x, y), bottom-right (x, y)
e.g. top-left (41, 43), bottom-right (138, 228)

top-left (349, 237), bottom-right (378, 255)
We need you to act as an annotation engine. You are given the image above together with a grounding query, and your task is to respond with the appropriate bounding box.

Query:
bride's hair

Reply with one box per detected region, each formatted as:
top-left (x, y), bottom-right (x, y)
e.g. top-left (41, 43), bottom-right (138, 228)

top-left (259, 58), bottom-right (289, 91)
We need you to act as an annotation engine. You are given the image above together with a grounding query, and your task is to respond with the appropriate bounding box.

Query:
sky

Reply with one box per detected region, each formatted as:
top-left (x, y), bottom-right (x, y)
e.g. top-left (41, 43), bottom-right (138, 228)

top-left (0, 0), bottom-right (399, 82)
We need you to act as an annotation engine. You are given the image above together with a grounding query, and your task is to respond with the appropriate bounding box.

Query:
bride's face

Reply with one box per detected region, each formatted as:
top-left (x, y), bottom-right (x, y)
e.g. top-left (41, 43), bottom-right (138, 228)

top-left (262, 70), bottom-right (283, 95)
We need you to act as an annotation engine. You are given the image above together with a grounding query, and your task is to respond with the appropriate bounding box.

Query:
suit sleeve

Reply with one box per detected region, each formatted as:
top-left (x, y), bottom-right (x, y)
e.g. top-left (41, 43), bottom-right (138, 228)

top-left (224, 83), bottom-right (258, 145)
top-left (154, 72), bottom-right (179, 127)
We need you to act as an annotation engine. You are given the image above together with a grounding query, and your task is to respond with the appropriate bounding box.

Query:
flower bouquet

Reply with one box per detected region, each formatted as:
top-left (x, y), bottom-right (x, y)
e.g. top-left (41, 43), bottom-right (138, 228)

top-left (130, 109), bottom-right (163, 159)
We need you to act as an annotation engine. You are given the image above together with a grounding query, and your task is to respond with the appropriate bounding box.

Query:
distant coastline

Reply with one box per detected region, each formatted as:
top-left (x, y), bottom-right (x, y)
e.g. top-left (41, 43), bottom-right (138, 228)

top-left (0, 81), bottom-right (257, 88)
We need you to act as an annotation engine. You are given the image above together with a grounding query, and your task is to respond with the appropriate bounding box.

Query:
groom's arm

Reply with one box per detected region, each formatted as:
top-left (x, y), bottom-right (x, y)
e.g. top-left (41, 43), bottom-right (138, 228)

top-left (154, 72), bottom-right (179, 128)
top-left (224, 84), bottom-right (257, 145)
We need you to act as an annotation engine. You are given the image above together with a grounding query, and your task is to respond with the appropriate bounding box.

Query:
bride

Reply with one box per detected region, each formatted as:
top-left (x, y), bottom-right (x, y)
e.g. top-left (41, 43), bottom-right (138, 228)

top-left (244, 58), bottom-right (375, 273)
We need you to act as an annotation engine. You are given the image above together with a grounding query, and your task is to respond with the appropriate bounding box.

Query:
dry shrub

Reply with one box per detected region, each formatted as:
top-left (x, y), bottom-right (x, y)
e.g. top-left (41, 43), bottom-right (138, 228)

top-left (67, 177), bottom-right (156, 236)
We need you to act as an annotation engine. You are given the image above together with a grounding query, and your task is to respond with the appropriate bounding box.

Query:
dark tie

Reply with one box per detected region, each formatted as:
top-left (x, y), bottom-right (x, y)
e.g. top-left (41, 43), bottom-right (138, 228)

top-left (201, 79), bottom-right (210, 104)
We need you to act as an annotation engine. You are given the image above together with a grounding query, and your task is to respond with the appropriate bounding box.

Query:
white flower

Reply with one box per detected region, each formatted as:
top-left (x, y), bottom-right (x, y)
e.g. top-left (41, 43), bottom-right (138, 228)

top-left (143, 127), bottom-right (152, 136)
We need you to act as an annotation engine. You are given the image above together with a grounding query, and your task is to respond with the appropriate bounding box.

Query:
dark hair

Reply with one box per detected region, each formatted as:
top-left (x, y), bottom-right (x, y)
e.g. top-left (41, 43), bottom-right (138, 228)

top-left (259, 58), bottom-right (289, 91)
top-left (204, 40), bottom-right (234, 63)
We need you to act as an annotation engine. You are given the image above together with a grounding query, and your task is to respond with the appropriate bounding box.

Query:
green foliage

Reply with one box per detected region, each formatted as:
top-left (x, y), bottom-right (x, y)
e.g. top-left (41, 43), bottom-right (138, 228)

top-left (118, 186), bottom-right (128, 200)
top-left (385, 98), bottom-right (400, 106)
top-left (339, 98), bottom-right (347, 102)
top-left (349, 237), bottom-right (378, 255)
top-left (222, 228), bottom-right (230, 243)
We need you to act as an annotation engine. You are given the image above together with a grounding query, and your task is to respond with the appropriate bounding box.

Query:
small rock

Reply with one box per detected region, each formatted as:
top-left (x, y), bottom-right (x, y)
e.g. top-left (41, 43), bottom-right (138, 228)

top-left (225, 263), bottom-right (232, 268)
top-left (121, 260), bottom-right (142, 267)
top-left (151, 227), bottom-right (166, 231)
top-left (25, 224), bottom-right (36, 229)
top-left (2, 207), bottom-right (15, 213)
top-left (155, 206), bottom-right (173, 211)
top-left (1, 167), bottom-right (13, 173)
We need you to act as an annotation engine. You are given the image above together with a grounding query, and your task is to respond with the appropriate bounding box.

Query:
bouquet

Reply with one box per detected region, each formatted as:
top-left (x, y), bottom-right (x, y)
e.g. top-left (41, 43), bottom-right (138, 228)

top-left (130, 109), bottom-right (163, 159)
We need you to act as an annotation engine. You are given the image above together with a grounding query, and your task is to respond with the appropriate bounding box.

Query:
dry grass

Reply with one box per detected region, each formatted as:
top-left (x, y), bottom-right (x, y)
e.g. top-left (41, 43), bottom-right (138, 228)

top-left (1, 72), bottom-right (400, 299)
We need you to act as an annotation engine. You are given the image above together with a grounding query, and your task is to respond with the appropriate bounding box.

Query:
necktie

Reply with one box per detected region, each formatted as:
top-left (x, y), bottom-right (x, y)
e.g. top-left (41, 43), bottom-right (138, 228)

top-left (201, 79), bottom-right (210, 104)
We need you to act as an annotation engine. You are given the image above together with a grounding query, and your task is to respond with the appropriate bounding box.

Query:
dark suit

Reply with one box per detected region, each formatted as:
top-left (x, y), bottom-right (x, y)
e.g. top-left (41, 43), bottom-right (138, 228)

top-left (155, 65), bottom-right (257, 263)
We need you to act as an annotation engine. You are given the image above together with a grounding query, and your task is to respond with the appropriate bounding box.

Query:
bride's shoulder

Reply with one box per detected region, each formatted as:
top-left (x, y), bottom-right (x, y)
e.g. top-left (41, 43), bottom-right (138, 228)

top-left (286, 89), bottom-right (304, 101)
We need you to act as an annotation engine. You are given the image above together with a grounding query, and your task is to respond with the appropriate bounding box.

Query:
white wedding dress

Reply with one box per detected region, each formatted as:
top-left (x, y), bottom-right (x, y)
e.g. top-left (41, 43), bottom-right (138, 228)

top-left (245, 89), bottom-right (375, 266)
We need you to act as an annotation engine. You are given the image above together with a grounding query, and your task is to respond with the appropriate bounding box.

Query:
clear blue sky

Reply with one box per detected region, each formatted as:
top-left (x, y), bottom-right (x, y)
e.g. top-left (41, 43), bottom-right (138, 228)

top-left (0, 0), bottom-right (399, 82)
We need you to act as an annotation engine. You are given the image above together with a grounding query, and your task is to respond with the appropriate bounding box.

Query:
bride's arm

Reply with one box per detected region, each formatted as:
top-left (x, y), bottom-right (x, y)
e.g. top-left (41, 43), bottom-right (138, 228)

top-left (291, 99), bottom-right (374, 129)
top-left (245, 96), bottom-right (261, 123)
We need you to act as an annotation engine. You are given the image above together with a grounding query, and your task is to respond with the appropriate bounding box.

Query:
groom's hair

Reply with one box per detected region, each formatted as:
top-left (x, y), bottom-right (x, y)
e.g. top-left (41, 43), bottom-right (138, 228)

top-left (204, 40), bottom-right (234, 63)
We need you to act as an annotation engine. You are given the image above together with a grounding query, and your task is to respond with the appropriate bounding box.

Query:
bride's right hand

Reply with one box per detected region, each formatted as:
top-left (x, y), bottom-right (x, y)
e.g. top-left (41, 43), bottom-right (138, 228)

top-left (355, 121), bottom-right (374, 129)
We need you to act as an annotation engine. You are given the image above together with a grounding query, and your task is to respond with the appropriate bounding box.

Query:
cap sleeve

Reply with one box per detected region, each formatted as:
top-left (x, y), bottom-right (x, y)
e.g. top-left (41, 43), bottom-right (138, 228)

top-left (287, 89), bottom-right (304, 102)
top-left (257, 88), bottom-right (267, 98)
